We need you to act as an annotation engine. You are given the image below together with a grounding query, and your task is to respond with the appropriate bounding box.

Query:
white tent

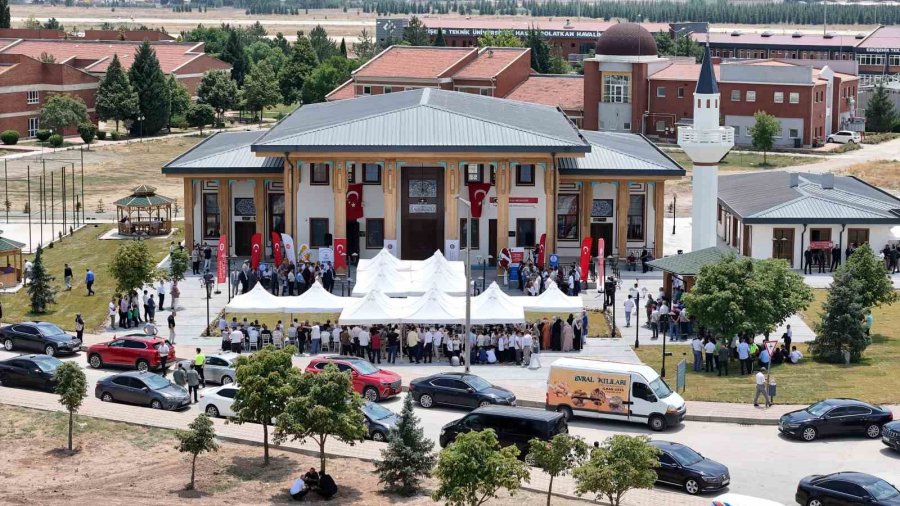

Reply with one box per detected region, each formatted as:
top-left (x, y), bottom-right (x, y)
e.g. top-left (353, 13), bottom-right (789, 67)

top-left (339, 289), bottom-right (408, 325)
top-left (282, 281), bottom-right (350, 313)
top-left (401, 287), bottom-right (466, 324)
top-left (351, 264), bottom-right (413, 297)
top-left (225, 283), bottom-right (286, 314)
top-left (514, 282), bottom-right (584, 313)
top-left (356, 248), bottom-right (408, 271)
top-left (408, 263), bottom-right (467, 296)
top-left (471, 282), bottom-right (526, 324)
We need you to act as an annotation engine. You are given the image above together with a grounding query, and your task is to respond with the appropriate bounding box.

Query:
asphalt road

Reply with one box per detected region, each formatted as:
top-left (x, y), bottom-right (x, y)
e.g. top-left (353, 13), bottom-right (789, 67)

top-left (2, 349), bottom-right (898, 505)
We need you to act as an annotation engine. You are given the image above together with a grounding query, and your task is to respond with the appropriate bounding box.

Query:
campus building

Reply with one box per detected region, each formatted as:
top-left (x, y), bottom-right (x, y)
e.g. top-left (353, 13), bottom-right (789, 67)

top-left (162, 89), bottom-right (684, 265)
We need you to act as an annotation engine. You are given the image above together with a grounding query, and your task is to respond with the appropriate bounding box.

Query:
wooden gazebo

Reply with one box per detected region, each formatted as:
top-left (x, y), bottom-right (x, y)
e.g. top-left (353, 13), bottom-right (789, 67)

top-left (115, 185), bottom-right (174, 236)
top-left (0, 232), bottom-right (25, 287)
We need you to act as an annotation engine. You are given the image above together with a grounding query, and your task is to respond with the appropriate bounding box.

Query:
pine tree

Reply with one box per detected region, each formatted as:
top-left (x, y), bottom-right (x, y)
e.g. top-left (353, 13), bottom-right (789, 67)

top-left (28, 245), bottom-right (57, 313)
top-left (128, 41), bottom-right (171, 136)
top-left (221, 29), bottom-right (249, 87)
top-left (403, 16), bottom-right (431, 46)
top-left (433, 28), bottom-right (446, 46)
top-left (339, 38), bottom-right (348, 57)
top-left (376, 394), bottom-right (436, 496)
top-left (865, 84), bottom-right (896, 133)
top-left (0, 0), bottom-right (10, 29)
top-left (309, 24), bottom-right (338, 61)
top-left (95, 54), bottom-right (139, 133)
top-left (526, 27), bottom-right (551, 73)
top-left (279, 35), bottom-right (319, 105)
top-left (811, 269), bottom-right (868, 363)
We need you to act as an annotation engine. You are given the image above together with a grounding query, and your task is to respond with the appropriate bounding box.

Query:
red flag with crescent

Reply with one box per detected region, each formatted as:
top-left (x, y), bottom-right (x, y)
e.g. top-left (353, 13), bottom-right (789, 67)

top-left (468, 182), bottom-right (491, 219)
top-left (334, 238), bottom-right (347, 269)
top-left (216, 235), bottom-right (227, 284)
top-left (250, 233), bottom-right (262, 270)
top-left (579, 237), bottom-right (592, 282)
top-left (270, 231), bottom-right (283, 267)
top-left (346, 183), bottom-right (364, 221)
top-left (536, 233), bottom-right (546, 269)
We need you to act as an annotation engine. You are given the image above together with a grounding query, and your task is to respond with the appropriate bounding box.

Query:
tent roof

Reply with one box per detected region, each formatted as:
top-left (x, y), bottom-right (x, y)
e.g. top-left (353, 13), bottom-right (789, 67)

top-left (471, 282), bottom-right (526, 324)
top-left (282, 281), bottom-right (349, 313)
top-left (225, 283), bottom-right (285, 313)
top-left (401, 287), bottom-right (465, 324)
top-left (514, 282), bottom-right (584, 313)
top-left (0, 235), bottom-right (25, 252)
top-left (339, 290), bottom-right (408, 325)
top-left (356, 248), bottom-right (408, 271)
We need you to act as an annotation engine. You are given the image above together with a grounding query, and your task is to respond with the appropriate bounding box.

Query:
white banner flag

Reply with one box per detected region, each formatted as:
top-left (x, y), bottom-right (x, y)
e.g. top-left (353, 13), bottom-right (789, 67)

top-left (383, 239), bottom-right (398, 257)
top-left (281, 233), bottom-right (295, 262)
top-left (444, 239), bottom-right (460, 261)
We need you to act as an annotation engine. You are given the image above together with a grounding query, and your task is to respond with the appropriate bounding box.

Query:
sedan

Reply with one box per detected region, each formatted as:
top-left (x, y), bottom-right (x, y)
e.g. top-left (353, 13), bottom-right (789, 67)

top-left (650, 440), bottom-right (729, 495)
top-left (779, 398), bottom-right (893, 441)
top-left (177, 353), bottom-right (237, 385)
top-left (200, 385), bottom-right (239, 418)
top-left (409, 372), bottom-right (516, 409)
top-left (95, 371), bottom-right (190, 410)
top-left (0, 354), bottom-right (63, 391)
top-left (0, 322), bottom-right (81, 356)
top-left (797, 472), bottom-right (900, 506)
top-left (883, 421), bottom-right (900, 451)
top-left (363, 401), bottom-right (398, 442)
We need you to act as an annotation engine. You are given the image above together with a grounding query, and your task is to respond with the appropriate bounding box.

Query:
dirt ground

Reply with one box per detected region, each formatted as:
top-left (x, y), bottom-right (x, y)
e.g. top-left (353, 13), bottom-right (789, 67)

top-left (0, 405), bottom-right (588, 505)
top-left (838, 159), bottom-right (900, 191)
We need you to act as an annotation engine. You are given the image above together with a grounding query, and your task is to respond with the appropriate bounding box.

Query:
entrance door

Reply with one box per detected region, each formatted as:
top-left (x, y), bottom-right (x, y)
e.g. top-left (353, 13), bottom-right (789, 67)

top-left (401, 167), bottom-right (444, 260)
top-left (347, 221), bottom-right (360, 262)
top-left (590, 223), bottom-right (614, 258)
top-left (772, 228), bottom-right (794, 266)
top-left (234, 222), bottom-right (255, 256)
top-left (488, 219), bottom-right (497, 265)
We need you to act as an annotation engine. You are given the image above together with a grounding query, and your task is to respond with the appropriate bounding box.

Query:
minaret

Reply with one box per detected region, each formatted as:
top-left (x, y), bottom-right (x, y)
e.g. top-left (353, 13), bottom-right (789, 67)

top-left (679, 45), bottom-right (734, 251)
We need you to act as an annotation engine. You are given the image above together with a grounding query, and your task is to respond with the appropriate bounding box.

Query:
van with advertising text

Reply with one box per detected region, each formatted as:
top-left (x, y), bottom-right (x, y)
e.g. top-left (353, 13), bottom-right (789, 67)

top-left (545, 358), bottom-right (686, 431)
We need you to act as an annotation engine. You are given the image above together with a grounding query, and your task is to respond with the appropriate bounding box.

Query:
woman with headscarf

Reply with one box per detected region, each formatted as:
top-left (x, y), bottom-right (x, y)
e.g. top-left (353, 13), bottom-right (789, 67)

top-left (573, 316), bottom-right (583, 351)
top-left (562, 320), bottom-right (574, 352)
top-left (551, 317), bottom-right (563, 351)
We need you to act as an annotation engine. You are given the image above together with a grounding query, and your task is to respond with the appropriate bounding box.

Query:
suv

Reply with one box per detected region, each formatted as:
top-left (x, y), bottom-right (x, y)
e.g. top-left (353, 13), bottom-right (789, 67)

top-left (0, 322), bottom-right (82, 356)
top-left (827, 130), bottom-right (861, 144)
top-left (87, 335), bottom-right (175, 372)
top-left (178, 353), bottom-right (237, 385)
top-left (305, 355), bottom-right (401, 402)
top-left (439, 406), bottom-right (568, 455)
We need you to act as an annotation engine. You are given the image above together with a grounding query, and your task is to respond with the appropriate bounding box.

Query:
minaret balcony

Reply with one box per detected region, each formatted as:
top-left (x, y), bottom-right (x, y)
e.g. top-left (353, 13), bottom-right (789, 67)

top-left (677, 126), bottom-right (735, 146)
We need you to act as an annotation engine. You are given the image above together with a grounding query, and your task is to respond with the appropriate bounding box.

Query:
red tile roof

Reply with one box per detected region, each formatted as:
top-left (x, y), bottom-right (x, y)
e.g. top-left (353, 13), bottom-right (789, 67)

top-left (858, 26), bottom-right (900, 49)
top-left (0, 40), bottom-right (216, 74)
top-left (354, 46), bottom-right (476, 79)
top-left (505, 75), bottom-right (583, 111)
top-left (326, 79), bottom-right (356, 101)
top-left (453, 47), bottom-right (529, 79)
top-left (651, 60), bottom-right (858, 84)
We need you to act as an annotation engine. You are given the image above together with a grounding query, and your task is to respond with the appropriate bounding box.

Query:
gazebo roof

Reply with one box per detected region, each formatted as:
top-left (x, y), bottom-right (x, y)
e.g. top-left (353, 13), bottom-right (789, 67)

top-left (647, 246), bottom-right (737, 276)
top-left (0, 235), bottom-right (25, 252)
top-left (115, 185), bottom-right (174, 207)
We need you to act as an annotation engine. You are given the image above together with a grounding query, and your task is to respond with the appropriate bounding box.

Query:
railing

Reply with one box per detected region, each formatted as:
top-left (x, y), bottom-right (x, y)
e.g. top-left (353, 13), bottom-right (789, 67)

top-left (677, 126), bottom-right (735, 145)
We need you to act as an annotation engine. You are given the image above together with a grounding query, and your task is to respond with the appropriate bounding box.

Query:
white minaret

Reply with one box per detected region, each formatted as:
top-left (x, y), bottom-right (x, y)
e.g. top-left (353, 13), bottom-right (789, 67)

top-left (678, 45), bottom-right (734, 251)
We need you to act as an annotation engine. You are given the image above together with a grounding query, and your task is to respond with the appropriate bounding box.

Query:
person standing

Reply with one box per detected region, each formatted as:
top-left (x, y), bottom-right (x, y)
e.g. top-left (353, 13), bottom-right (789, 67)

top-left (85, 269), bottom-right (95, 295)
top-left (623, 295), bottom-right (635, 328)
top-left (370, 329), bottom-right (382, 364)
top-left (830, 244), bottom-right (841, 271)
top-left (703, 338), bottom-right (715, 373)
top-left (173, 363), bottom-right (187, 389)
top-left (186, 365), bottom-right (201, 403)
top-left (717, 338), bottom-right (730, 376)
top-left (358, 326), bottom-right (370, 360)
top-left (310, 322), bottom-right (321, 355)
top-left (423, 328), bottom-right (434, 364)
top-left (753, 368), bottom-right (771, 408)
top-left (158, 340), bottom-right (171, 376)
top-left (521, 331), bottom-right (533, 367)
top-left (229, 326), bottom-right (243, 354)
top-left (63, 264), bottom-right (73, 291)
top-left (203, 243), bottom-right (212, 272)
top-left (157, 279), bottom-right (166, 311)
top-left (194, 348), bottom-right (206, 386)
top-left (74, 313), bottom-right (84, 342)
top-left (803, 247), bottom-right (813, 275)
top-left (170, 282), bottom-right (180, 311)
top-left (386, 326), bottom-right (399, 364)
top-left (691, 336), bottom-right (703, 372)
top-left (737, 338), bottom-right (751, 375)
top-left (108, 299), bottom-right (117, 328)
top-left (865, 311), bottom-right (874, 336)
top-left (650, 307), bottom-right (660, 340)
top-left (167, 312), bottom-right (177, 344)
top-left (406, 326), bottom-right (420, 363)
top-left (191, 245), bottom-right (200, 275)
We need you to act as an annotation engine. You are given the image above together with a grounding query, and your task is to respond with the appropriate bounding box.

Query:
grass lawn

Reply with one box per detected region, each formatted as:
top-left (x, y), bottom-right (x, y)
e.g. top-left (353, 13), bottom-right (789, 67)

top-left (633, 290), bottom-right (900, 405)
top-left (665, 149), bottom-right (821, 171)
top-left (4, 225), bottom-right (177, 332)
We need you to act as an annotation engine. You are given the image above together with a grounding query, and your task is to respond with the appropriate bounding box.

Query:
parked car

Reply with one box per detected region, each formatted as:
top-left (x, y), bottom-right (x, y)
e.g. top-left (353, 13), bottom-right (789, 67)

top-left (0, 354), bottom-right (63, 391)
top-left (200, 385), bottom-right (239, 418)
top-left (883, 420), bottom-right (900, 451)
top-left (87, 335), bottom-right (175, 372)
top-left (95, 371), bottom-right (190, 410)
top-left (409, 372), bottom-right (516, 410)
top-left (827, 130), bottom-right (861, 144)
top-left (305, 355), bottom-right (401, 402)
top-left (362, 401), bottom-right (398, 442)
top-left (439, 406), bottom-right (567, 456)
top-left (796, 472), bottom-right (900, 506)
top-left (0, 322), bottom-right (81, 356)
top-left (649, 440), bottom-right (729, 495)
top-left (778, 398), bottom-right (894, 442)
top-left (177, 353), bottom-right (237, 385)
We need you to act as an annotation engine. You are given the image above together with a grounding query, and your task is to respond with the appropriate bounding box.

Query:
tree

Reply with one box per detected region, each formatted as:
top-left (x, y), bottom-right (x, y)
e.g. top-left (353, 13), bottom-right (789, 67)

top-left (232, 346), bottom-right (300, 466)
top-left (339, 38), bottom-right (348, 57)
top-left (95, 54), bottom-right (139, 133)
top-left (54, 361), bottom-right (87, 452)
top-left (478, 30), bottom-right (523, 48)
top-left (547, 55), bottom-right (572, 74)
top-left (28, 245), bottom-right (57, 313)
top-left (78, 123), bottom-right (96, 147)
top-left (573, 435), bottom-right (659, 506)
top-left (129, 41), bottom-right (171, 136)
top-left (279, 35), bottom-right (319, 105)
top-left (434, 28), bottom-right (447, 46)
top-left (749, 111), bottom-right (780, 165)
top-left (301, 63), bottom-right (344, 104)
top-left (674, 34), bottom-right (704, 61)
top-left (865, 84), bottom-right (896, 133)
top-left (243, 61), bottom-right (281, 123)
top-left (275, 364), bottom-right (367, 474)
top-left (175, 413), bottom-right (219, 490)
top-left (840, 244), bottom-right (896, 309)
top-left (527, 434), bottom-right (590, 506)
top-left (432, 429), bottom-right (530, 506)
top-left (221, 29), bottom-right (250, 87)
top-left (109, 240), bottom-right (155, 294)
top-left (0, 0), bottom-right (9, 30)
top-left (526, 27), bottom-right (551, 73)
top-left (186, 103), bottom-right (216, 135)
top-left (404, 16), bottom-right (431, 46)
top-left (353, 28), bottom-right (378, 62)
top-left (40, 94), bottom-right (88, 133)
top-left (246, 40), bottom-right (287, 69)
top-left (653, 32), bottom-right (675, 56)
top-left (309, 24), bottom-right (338, 61)
top-left (375, 394), bottom-right (436, 496)
top-left (810, 269), bottom-right (869, 363)
top-left (197, 69), bottom-right (239, 123)
top-left (167, 75), bottom-right (192, 130)
top-left (43, 17), bottom-right (62, 30)
top-left (169, 247), bottom-right (189, 282)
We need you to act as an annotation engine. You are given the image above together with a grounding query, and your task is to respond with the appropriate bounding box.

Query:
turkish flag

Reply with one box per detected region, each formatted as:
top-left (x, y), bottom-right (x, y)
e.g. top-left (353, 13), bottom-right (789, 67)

top-left (536, 233), bottom-right (546, 269)
top-left (216, 235), bottom-right (227, 284)
top-left (579, 237), bottom-right (592, 282)
top-left (250, 233), bottom-right (262, 270)
top-left (271, 231), bottom-right (283, 267)
top-left (468, 183), bottom-right (491, 218)
top-left (346, 183), bottom-right (364, 221)
top-left (333, 238), bottom-right (347, 269)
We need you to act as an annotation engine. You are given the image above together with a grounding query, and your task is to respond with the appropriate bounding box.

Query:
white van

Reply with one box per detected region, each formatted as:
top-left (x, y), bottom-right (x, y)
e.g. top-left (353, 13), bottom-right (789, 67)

top-left (546, 358), bottom-right (686, 431)
top-left (711, 493), bottom-right (786, 506)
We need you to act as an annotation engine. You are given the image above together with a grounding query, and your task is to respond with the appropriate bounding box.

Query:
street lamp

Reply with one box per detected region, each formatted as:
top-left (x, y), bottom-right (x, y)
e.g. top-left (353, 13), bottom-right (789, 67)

top-left (203, 270), bottom-right (214, 336)
top-left (457, 196), bottom-right (473, 373)
top-left (138, 114), bottom-right (146, 143)
top-left (634, 299), bottom-right (640, 349)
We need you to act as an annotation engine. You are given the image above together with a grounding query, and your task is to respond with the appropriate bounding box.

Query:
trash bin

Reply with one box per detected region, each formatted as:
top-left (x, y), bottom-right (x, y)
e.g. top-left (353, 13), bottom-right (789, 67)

top-left (768, 381), bottom-right (777, 399)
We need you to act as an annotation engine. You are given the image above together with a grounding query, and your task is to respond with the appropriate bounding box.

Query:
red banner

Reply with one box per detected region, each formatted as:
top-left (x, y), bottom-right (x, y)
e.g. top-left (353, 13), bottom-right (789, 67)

top-left (579, 237), bottom-right (592, 282)
top-left (347, 183), bottom-right (364, 221)
top-left (536, 233), bottom-right (546, 269)
top-left (216, 235), bottom-right (227, 284)
top-left (597, 238), bottom-right (605, 282)
top-left (271, 231), bottom-right (283, 267)
top-left (250, 233), bottom-right (262, 270)
top-left (333, 238), bottom-right (347, 269)
top-left (468, 182), bottom-right (491, 218)
top-left (810, 240), bottom-right (833, 250)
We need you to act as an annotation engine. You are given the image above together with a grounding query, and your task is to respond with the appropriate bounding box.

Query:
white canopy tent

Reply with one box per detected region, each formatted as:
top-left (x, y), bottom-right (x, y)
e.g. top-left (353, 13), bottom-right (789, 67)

top-left (513, 282), bottom-right (584, 313)
top-left (282, 281), bottom-right (350, 313)
top-left (339, 289), bottom-right (409, 325)
top-left (401, 287), bottom-right (466, 324)
top-left (471, 282), bottom-right (526, 324)
top-left (356, 248), bottom-right (409, 272)
top-left (351, 265), bottom-right (414, 297)
top-left (353, 250), bottom-right (467, 297)
top-left (225, 283), bottom-right (286, 313)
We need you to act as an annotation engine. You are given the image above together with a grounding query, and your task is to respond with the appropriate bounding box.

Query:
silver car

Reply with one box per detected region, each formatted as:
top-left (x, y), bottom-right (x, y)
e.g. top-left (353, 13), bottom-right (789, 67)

top-left (177, 353), bottom-right (238, 385)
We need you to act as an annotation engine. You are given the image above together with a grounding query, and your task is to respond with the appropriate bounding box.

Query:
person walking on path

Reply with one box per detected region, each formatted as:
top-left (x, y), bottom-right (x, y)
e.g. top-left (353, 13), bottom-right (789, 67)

top-left (691, 336), bottom-right (702, 372)
top-left (85, 269), bottom-right (95, 295)
top-left (74, 313), bottom-right (84, 342)
top-left (170, 282), bottom-right (180, 311)
top-left (193, 348), bottom-right (206, 386)
top-left (186, 365), bottom-right (201, 403)
top-left (753, 368), bottom-right (772, 408)
top-left (158, 340), bottom-right (171, 376)
top-left (167, 312), bottom-right (176, 344)
top-left (63, 264), bottom-right (73, 291)
top-left (173, 363), bottom-right (187, 389)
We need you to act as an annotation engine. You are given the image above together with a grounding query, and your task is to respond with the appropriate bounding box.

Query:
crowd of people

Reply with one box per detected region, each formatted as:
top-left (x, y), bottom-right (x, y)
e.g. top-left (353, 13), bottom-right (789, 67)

top-left (516, 262), bottom-right (585, 296)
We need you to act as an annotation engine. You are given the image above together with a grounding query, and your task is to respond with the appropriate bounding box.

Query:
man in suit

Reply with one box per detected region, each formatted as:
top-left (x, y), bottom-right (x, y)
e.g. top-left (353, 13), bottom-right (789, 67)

top-left (830, 244), bottom-right (841, 271)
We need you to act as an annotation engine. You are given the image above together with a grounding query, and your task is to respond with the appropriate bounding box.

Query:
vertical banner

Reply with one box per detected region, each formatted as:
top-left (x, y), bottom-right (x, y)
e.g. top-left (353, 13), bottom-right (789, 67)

top-left (536, 233), bottom-right (546, 269)
top-left (468, 182), bottom-right (491, 218)
top-left (270, 231), bottom-right (284, 267)
top-left (250, 233), bottom-right (262, 270)
top-left (444, 239), bottom-right (460, 261)
top-left (579, 237), bottom-right (592, 281)
top-left (597, 238), bottom-right (606, 282)
top-left (346, 183), bottom-right (364, 221)
top-left (333, 238), bottom-right (347, 269)
top-left (384, 239), bottom-right (398, 257)
top-left (281, 233), bottom-right (295, 263)
top-left (216, 235), bottom-right (227, 284)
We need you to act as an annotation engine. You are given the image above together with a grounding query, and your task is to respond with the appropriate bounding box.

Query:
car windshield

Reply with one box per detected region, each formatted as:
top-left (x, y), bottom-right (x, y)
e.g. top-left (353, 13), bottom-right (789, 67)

top-left (669, 446), bottom-right (704, 467)
top-left (465, 376), bottom-right (493, 392)
top-left (362, 402), bottom-right (394, 421)
top-left (350, 360), bottom-right (379, 375)
top-left (806, 401), bottom-right (833, 417)
top-left (649, 378), bottom-right (673, 399)
top-left (142, 374), bottom-right (171, 390)
top-left (36, 323), bottom-right (66, 337)
top-left (866, 479), bottom-right (900, 501)
top-left (33, 356), bottom-right (62, 372)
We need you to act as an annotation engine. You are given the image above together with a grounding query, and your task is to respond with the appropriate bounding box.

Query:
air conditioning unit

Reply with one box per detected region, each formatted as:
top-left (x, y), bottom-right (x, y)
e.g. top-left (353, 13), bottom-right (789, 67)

top-left (792, 31), bottom-right (803, 38)
top-left (761, 31), bottom-right (773, 38)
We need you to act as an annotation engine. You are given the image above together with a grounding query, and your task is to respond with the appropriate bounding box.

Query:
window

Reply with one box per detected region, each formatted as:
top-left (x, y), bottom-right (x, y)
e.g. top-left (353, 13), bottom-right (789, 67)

top-left (480, 89), bottom-right (491, 96)
top-left (347, 164), bottom-right (356, 184)
top-left (203, 193), bottom-right (220, 239)
top-left (269, 194), bottom-right (285, 233)
top-left (623, 122), bottom-right (631, 130)
top-left (556, 194), bottom-right (578, 241)
top-left (774, 91), bottom-right (784, 103)
top-left (218, 388), bottom-right (237, 399)
top-left (788, 92), bottom-right (800, 104)
top-left (365, 218), bottom-right (384, 249)
top-left (384, 86), bottom-right (393, 93)
top-left (656, 86), bottom-right (666, 97)
top-left (123, 340), bottom-right (146, 349)
top-left (465, 164), bottom-right (483, 183)
top-left (655, 120), bottom-right (666, 132)
top-left (602, 74), bottom-right (630, 103)
top-left (362, 163), bottom-right (382, 184)
top-left (309, 218), bottom-right (329, 248)
top-left (310, 163), bottom-right (330, 185)
top-left (856, 54), bottom-right (885, 66)
top-left (676, 87), bottom-right (684, 98)
top-left (733, 125), bottom-right (741, 137)
top-left (632, 382), bottom-right (657, 402)
top-left (515, 164), bottom-right (535, 186)
top-left (460, 218), bottom-right (480, 249)
top-left (627, 194), bottom-right (645, 241)
top-left (26, 90), bottom-right (39, 105)
top-left (362, 86), bottom-right (372, 95)
top-left (516, 219), bottom-right (536, 247)
top-left (27, 117), bottom-right (39, 137)
top-left (891, 55), bottom-right (900, 67)
top-left (848, 228), bottom-right (869, 246)
top-left (789, 128), bottom-right (800, 138)
top-left (206, 357), bottom-right (228, 367)
top-left (746, 90), bottom-right (756, 102)
top-left (730, 89), bottom-right (741, 101)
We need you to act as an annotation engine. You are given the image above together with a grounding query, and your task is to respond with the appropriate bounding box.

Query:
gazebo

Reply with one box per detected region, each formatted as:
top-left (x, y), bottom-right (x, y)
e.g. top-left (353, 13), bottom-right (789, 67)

top-left (115, 185), bottom-right (174, 236)
top-left (0, 233), bottom-right (25, 287)
top-left (647, 246), bottom-right (737, 301)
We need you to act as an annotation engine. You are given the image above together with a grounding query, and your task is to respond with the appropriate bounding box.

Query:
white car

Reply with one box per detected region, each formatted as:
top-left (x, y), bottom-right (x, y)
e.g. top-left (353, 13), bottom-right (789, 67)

top-left (199, 385), bottom-right (238, 418)
top-left (827, 130), bottom-right (861, 144)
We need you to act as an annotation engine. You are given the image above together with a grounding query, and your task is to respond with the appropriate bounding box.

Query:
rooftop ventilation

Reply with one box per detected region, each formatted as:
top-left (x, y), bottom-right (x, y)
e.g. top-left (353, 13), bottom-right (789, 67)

top-left (821, 173), bottom-right (834, 189)
top-left (824, 32), bottom-right (836, 39)
top-left (761, 31), bottom-right (773, 37)
top-left (855, 33), bottom-right (866, 39)
top-left (731, 30), bottom-right (742, 36)
top-left (792, 31), bottom-right (803, 38)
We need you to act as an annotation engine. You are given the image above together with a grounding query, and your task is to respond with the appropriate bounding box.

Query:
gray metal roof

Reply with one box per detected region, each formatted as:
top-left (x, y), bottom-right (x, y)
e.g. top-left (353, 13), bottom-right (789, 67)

top-left (719, 171), bottom-right (900, 224)
top-left (647, 246), bottom-right (737, 276)
top-left (162, 131), bottom-right (284, 174)
top-left (557, 131), bottom-right (685, 176)
top-left (252, 88), bottom-right (590, 153)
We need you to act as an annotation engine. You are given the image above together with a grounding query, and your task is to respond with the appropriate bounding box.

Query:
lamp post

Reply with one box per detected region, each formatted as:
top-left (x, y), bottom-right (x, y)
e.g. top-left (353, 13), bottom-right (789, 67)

top-left (203, 271), bottom-right (213, 336)
top-left (634, 300), bottom-right (640, 349)
top-left (457, 196), bottom-right (472, 373)
top-left (138, 114), bottom-right (145, 143)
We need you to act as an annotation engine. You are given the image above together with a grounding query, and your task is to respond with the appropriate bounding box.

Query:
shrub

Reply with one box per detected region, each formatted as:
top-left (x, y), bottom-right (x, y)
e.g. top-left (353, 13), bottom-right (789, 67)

top-left (110, 131), bottom-right (125, 141)
top-left (170, 114), bottom-right (188, 130)
top-left (833, 142), bottom-right (861, 154)
top-left (35, 129), bottom-right (51, 142)
top-left (48, 134), bottom-right (64, 147)
top-left (860, 132), bottom-right (900, 144)
top-left (96, 131), bottom-right (107, 140)
top-left (78, 123), bottom-right (97, 145)
top-left (1, 130), bottom-right (19, 145)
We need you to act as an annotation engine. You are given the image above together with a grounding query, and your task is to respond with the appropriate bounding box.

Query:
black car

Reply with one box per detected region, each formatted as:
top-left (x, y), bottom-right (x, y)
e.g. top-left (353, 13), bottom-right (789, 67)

top-left (884, 421), bottom-right (900, 451)
top-left (439, 406), bottom-right (567, 456)
top-left (649, 441), bottom-right (730, 495)
top-left (409, 372), bottom-right (516, 410)
top-left (362, 401), bottom-right (398, 442)
top-left (779, 398), bottom-right (894, 441)
top-left (0, 322), bottom-right (81, 356)
top-left (797, 472), bottom-right (900, 506)
top-left (0, 354), bottom-right (63, 391)
top-left (95, 371), bottom-right (191, 410)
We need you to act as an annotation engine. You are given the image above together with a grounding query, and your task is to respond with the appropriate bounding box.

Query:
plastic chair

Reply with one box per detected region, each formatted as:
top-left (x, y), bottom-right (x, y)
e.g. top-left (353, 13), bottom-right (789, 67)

top-left (248, 335), bottom-right (259, 351)
top-left (273, 331), bottom-right (284, 349)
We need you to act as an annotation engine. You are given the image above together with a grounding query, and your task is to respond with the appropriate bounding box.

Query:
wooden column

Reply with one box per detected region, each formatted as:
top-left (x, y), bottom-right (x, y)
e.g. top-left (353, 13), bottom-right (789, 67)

top-left (182, 178), bottom-right (194, 249)
top-left (333, 161), bottom-right (347, 242)
top-left (544, 163), bottom-right (557, 254)
top-left (445, 161), bottom-right (459, 239)
top-left (616, 181), bottom-right (629, 259)
top-left (580, 180), bottom-right (592, 244)
top-left (254, 178), bottom-right (266, 255)
top-left (383, 160), bottom-right (397, 240)
top-left (654, 180), bottom-right (665, 259)
top-left (496, 161), bottom-right (510, 256)
top-left (283, 159), bottom-right (295, 245)
top-left (217, 178), bottom-right (231, 253)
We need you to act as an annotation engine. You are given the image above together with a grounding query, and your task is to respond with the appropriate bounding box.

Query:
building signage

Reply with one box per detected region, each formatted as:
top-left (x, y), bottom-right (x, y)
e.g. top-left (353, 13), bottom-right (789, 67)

top-left (489, 196), bottom-right (540, 206)
top-left (426, 27), bottom-right (601, 39)
top-left (865, 47), bottom-right (900, 53)
top-left (810, 240), bottom-right (834, 250)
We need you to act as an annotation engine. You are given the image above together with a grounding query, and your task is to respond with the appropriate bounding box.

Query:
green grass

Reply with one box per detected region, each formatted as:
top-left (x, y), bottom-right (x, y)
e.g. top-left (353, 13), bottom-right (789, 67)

top-left (4, 225), bottom-right (177, 332)
top-left (633, 290), bottom-right (900, 405)
top-left (262, 103), bottom-right (300, 119)
top-left (0, 405), bottom-right (172, 448)
top-left (666, 149), bottom-right (821, 170)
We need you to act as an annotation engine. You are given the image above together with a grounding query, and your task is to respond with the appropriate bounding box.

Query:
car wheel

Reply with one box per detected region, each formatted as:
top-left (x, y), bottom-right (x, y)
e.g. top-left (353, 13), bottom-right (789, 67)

top-left (136, 359), bottom-right (150, 372)
top-left (649, 414), bottom-right (667, 432)
top-left (221, 375), bottom-right (233, 385)
top-left (808, 498), bottom-right (824, 506)
top-left (89, 354), bottom-right (103, 369)
top-left (866, 423), bottom-right (882, 439)
top-left (3, 338), bottom-right (13, 351)
top-left (419, 393), bottom-right (434, 408)
top-left (101, 392), bottom-right (113, 402)
top-left (826, 137), bottom-right (834, 143)
top-left (683, 478), bottom-right (700, 495)
top-left (44, 345), bottom-right (56, 357)
top-left (205, 404), bottom-right (220, 418)
top-left (479, 400), bottom-right (492, 408)
top-left (363, 386), bottom-right (379, 402)
top-left (556, 405), bottom-right (573, 421)
top-left (372, 430), bottom-right (387, 442)
top-left (801, 426), bottom-right (818, 442)
top-left (150, 399), bottom-right (163, 409)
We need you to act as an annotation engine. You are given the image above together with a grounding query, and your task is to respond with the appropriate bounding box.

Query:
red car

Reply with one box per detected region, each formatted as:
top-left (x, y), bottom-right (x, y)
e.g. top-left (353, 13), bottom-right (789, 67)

top-left (306, 355), bottom-right (402, 402)
top-left (87, 335), bottom-right (175, 372)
